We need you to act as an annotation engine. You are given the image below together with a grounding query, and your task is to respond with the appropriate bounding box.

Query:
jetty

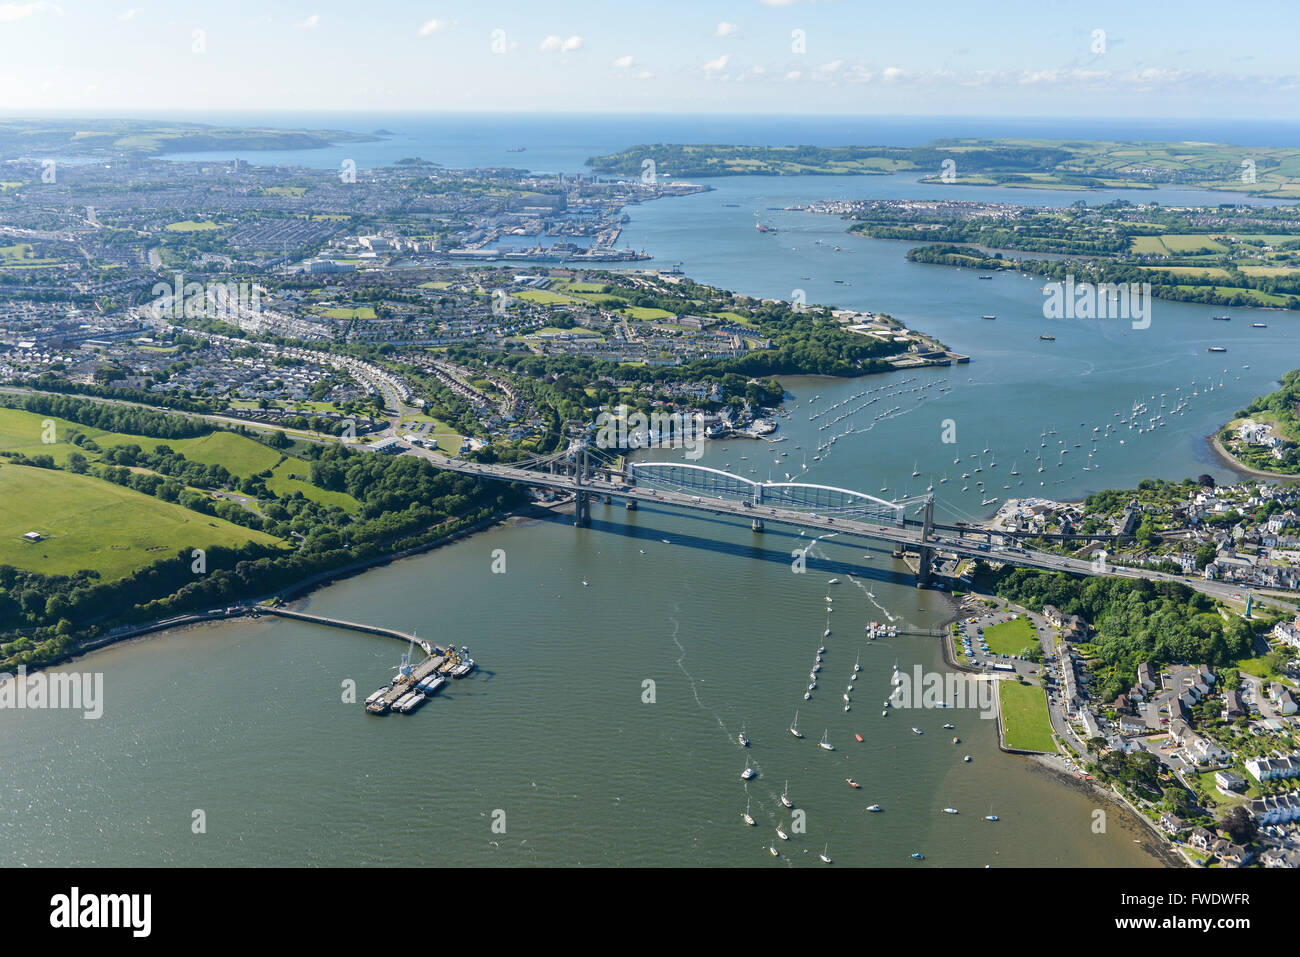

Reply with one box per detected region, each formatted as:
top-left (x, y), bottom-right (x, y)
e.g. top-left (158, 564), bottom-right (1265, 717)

top-left (255, 606), bottom-right (475, 715)
top-left (259, 607), bottom-right (421, 645)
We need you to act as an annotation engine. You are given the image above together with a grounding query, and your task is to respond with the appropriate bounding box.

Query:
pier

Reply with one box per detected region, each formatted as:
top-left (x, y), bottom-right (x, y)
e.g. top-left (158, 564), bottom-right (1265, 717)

top-left (254, 607), bottom-right (476, 715)
top-left (259, 607), bottom-right (421, 645)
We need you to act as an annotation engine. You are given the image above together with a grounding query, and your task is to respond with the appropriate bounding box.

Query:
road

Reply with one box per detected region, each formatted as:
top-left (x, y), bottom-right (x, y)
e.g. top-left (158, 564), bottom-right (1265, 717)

top-left (399, 441), bottom-right (1264, 603)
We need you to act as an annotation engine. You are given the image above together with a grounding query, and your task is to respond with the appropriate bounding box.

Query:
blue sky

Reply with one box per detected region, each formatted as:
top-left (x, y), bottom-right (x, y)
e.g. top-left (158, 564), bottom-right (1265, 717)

top-left (1, 0), bottom-right (1297, 117)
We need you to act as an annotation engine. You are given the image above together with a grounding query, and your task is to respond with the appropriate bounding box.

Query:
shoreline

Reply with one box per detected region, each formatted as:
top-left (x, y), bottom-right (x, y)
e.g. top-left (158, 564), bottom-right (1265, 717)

top-left (1208, 431), bottom-right (1300, 482)
top-left (1025, 753), bottom-right (1189, 868)
top-left (52, 498), bottom-right (571, 670)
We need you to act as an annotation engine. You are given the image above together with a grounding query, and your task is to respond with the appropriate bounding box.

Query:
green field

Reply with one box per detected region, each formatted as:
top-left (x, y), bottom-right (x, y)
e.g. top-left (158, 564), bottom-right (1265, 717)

top-left (982, 616), bottom-right (1039, 657)
top-left (511, 289), bottom-right (581, 306)
top-left (1239, 265), bottom-right (1300, 278)
top-left (1139, 265), bottom-right (1233, 280)
top-left (144, 431), bottom-right (284, 473)
top-left (1130, 235), bottom-right (1229, 256)
top-left (312, 305), bottom-right (377, 319)
top-left (624, 306), bottom-right (676, 320)
top-left (1160, 234), bottom-right (1228, 253)
top-left (0, 407), bottom-right (358, 511)
top-left (998, 680), bottom-right (1056, 752)
top-left (0, 464), bottom-right (282, 580)
top-left (0, 242), bottom-right (61, 269)
top-left (164, 220), bottom-right (221, 232)
top-left (265, 458), bottom-right (358, 511)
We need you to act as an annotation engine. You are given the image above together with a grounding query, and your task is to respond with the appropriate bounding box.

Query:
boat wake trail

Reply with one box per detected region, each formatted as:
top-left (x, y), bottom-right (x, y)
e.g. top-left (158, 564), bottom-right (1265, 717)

top-left (847, 573), bottom-right (898, 624)
top-left (668, 612), bottom-right (773, 788)
top-left (667, 612), bottom-right (707, 713)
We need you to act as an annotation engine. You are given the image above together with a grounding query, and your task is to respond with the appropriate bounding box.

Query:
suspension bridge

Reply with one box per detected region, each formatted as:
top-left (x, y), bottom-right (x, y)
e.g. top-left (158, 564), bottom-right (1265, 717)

top-left (395, 439), bottom-right (1191, 591)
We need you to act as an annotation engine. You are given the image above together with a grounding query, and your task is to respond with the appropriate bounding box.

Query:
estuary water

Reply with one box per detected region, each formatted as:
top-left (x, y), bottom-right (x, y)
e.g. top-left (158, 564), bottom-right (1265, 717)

top-left (2, 113), bottom-right (1297, 867)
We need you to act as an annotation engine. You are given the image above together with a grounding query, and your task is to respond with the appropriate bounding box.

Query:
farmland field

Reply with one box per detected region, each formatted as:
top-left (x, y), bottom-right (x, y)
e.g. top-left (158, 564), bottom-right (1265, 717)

top-left (0, 464), bottom-right (282, 580)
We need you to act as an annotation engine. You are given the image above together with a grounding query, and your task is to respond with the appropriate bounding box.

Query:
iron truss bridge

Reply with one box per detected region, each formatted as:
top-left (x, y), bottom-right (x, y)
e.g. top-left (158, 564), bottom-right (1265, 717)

top-left (625, 462), bottom-right (930, 526)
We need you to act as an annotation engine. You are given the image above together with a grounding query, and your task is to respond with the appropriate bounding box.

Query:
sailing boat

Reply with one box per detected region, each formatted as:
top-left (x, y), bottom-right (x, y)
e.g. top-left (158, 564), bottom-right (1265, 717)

top-left (1010, 461), bottom-right (1019, 476)
top-left (854, 651), bottom-right (861, 675)
top-left (911, 461), bottom-right (920, 478)
top-left (781, 781), bottom-right (793, 808)
top-left (819, 843), bottom-right (832, 864)
top-left (741, 760), bottom-right (755, 780)
top-left (743, 797), bottom-right (755, 826)
top-left (984, 802), bottom-right (998, 822)
top-left (819, 730), bottom-right (834, 751)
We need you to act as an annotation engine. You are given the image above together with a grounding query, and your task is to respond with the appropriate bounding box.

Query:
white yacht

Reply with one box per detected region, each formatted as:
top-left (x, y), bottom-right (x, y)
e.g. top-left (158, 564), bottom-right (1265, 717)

top-left (819, 730), bottom-right (834, 751)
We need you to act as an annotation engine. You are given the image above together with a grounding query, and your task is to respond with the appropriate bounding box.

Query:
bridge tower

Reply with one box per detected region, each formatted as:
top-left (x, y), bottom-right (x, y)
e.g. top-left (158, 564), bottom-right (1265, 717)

top-left (624, 459), bottom-right (637, 510)
top-left (751, 483), bottom-right (764, 532)
top-left (916, 494), bottom-right (935, 586)
top-left (573, 447), bottom-right (591, 527)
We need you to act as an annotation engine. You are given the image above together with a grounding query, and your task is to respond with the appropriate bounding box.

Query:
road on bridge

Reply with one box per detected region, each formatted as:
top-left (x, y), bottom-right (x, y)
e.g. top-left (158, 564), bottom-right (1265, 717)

top-left (397, 441), bottom-right (1255, 605)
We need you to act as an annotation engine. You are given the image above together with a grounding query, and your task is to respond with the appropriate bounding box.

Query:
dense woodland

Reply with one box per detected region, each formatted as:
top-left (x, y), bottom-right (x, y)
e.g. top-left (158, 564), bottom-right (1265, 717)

top-left (987, 568), bottom-right (1259, 701)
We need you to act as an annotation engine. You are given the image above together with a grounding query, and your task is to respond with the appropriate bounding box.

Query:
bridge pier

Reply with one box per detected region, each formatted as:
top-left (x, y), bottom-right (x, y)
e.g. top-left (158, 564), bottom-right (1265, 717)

top-left (752, 518), bottom-right (764, 532)
top-left (916, 545), bottom-right (933, 587)
top-left (626, 499), bottom-right (637, 510)
top-left (574, 490), bottom-right (591, 526)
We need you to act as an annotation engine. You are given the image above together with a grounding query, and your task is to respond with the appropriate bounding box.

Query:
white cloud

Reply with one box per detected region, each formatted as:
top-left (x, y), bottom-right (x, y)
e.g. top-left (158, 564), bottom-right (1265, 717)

top-left (784, 70), bottom-right (801, 81)
top-left (703, 53), bottom-right (731, 73)
top-left (714, 21), bottom-right (739, 38)
top-left (882, 66), bottom-right (904, 83)
top-left (418, 18), bottom-right (450, 37)
top-left (117, 7), bottom-right (138, 21)
top-left (296, 14), bottom-right (320, 30)
top-left (540, 35), bottom-right (583, 53)
top-left (0, 1), bottom-right (61, 22)
top-left (759, 0), bottom-right (799, 6)
top-left (636, 71), bottom-right (654, 81)
top-left (612, 55), bottom-right (635, 69)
